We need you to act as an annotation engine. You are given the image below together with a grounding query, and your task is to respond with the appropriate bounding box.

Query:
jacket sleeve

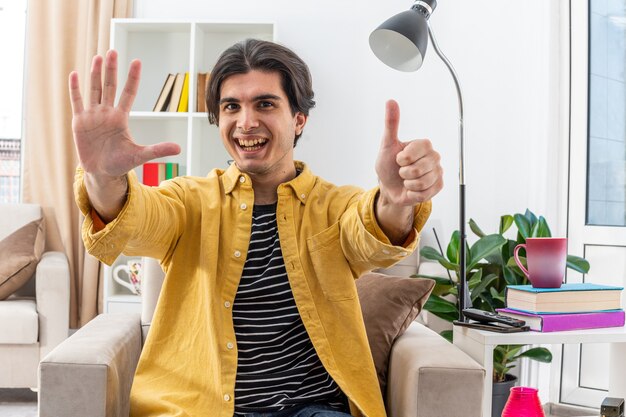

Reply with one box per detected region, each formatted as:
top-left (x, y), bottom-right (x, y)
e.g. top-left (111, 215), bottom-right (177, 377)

top-left (74, 167), bottom-right (187, 265)
top-left (338, 187), bottom-right (431, 276)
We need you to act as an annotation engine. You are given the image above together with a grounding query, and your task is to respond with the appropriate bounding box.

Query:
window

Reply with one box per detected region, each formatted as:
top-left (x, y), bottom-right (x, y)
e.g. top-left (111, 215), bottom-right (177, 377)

top-left (587, 1), bottom-right (626, 226)
top-left (0, 0), bottom-right (27, 203)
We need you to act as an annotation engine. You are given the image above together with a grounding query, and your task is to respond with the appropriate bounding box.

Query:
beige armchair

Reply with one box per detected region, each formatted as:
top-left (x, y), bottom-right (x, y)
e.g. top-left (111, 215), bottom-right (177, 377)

top-left (39, 257), bottom-right (484, 417)
top-left (0, 203), bottom-right (70, 389)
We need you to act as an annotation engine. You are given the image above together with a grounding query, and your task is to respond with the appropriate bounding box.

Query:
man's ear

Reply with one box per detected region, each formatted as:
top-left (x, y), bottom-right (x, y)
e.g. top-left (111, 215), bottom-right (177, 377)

top-left (295, 112), bottom-right (307, 136)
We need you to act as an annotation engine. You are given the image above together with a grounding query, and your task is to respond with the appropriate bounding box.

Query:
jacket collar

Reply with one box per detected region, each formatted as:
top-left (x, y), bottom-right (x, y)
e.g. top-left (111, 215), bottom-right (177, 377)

top-left (222, 161), bottom-right (315, 205)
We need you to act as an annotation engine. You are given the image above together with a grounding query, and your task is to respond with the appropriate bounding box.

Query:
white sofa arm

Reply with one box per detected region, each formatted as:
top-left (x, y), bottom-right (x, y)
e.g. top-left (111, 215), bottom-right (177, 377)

top-left (386, 321), bottom-right (485, 417)
top-left (35, 251), bottom-right (70, 359)
top-left (39, 313), bottom-right (142, 417)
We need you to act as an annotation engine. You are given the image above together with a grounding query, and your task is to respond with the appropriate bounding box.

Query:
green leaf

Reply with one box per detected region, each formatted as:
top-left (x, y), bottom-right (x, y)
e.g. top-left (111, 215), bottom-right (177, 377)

top-left (470, 273), bottom-right (498, 302)
top-left (501, 264), bottom-right (519, 286)
top-left (468, 269), bottom-right (483, 290)
top-left (507, 256), bottom-right (525, 269)
top-left (567, 255), bottom-right (590, 273)
top-left (514, 214), bottom-right (531, 239)
top-left (490, 287), bottom-right (505, 305)
top-left (499, 215), bottom-right (514, 235)
top-left (420, 246), bottom-right (446, 262)
top-left (493, 346), bottom-right (505, 363)
top-left (423, 295), bottom-right (457, 313)
top-left (467, 234), bottom-right (507, 271)
top-left (420, 247), bottom-right (458, 271)
top-left (535, 216), bottom-right (552, 237)
top-left (513, 347), bottom-right (553, 363)
top-left (469, 219), bottom-right (487, 238)
top-left (413, 274), bottom-right (455, 286)
top-left (524, 209), bottom-right (538, 226)
top-left (447, 231), bottom-right (460, 265)
top-left (503, 345), bottom-right (524, 360)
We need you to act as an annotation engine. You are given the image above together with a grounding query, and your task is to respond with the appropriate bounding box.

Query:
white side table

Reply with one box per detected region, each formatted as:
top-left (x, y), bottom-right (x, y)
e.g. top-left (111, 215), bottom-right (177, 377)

top-left (453, 325), bottom-right (626, 417)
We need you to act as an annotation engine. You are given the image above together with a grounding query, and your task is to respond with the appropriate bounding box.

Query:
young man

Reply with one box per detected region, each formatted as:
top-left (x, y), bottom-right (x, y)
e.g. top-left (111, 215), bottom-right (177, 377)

top-left (70, 39), bottom-right (443, 417)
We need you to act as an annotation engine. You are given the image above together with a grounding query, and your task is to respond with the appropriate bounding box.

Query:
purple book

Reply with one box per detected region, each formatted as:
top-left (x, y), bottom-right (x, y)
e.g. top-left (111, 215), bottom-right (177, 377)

top-left (496, 308), bottom-right (625, 332)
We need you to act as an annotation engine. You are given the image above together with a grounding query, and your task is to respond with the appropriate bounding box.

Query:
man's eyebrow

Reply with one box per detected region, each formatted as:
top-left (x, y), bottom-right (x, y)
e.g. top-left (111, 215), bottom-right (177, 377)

top-left (253, 94), bottom-right (281, 101)
top-left (219, 97), bottom-right (239, 105)
top-left (219, 94), bottom-right (282, 105)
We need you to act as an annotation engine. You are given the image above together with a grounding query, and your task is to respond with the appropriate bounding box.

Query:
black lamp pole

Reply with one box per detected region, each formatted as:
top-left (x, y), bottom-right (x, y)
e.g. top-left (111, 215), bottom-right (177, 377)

top-left (369, 0), bottom-right (470, 321)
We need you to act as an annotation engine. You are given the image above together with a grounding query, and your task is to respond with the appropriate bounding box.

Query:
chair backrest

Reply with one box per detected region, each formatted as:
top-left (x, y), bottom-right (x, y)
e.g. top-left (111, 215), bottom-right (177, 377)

top-left (0, 203), bottom-right (42, 241)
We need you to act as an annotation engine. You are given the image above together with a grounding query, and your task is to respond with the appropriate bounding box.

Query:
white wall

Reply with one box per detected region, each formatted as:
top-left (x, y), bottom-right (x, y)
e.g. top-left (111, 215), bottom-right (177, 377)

top-left (134, 0), bottom-right (566, 241)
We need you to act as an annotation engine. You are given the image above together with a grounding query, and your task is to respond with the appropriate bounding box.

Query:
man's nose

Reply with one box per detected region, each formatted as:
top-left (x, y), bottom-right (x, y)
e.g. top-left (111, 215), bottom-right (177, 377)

top-left (237, 108), bottom-right (259, 131)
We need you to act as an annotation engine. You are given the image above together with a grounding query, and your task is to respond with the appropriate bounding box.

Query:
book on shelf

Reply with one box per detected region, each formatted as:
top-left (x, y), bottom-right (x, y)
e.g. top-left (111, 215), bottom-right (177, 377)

top-left (153, 73), bottom-right (176, 112)
top-left (167, 73), bottom-right (186, 112)
top-left (143, 162), bottom-right (179, 186)
top-left (177, 72), bottom-right (190, 112)
top-left (505, 283), bottom-right (623, 314)
top-left (196, 72), bottom-right (210, 113)
top-left (165, 162), bottom-right (178, 179)
top-left (496, 308), bottom-right (626, 332)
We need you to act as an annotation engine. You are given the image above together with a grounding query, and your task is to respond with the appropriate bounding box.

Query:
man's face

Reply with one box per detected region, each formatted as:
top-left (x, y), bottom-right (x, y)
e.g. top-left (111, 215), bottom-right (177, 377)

top-left (218, 70), bottom-right (306, 179)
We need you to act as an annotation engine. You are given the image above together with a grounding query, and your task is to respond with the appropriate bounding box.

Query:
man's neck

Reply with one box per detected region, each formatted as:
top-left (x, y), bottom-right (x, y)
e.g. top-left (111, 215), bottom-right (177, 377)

top-left (247, 165), bottom-right (297, 205)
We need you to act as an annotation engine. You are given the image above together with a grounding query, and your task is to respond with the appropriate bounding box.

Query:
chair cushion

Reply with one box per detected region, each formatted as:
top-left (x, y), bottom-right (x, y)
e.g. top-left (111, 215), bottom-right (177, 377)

top-left (0, 297), bottom-right (38, 343)
top-left (356, 272), bottom-right (435, 399)
top-left (0, 219), bottom-right (45, 300)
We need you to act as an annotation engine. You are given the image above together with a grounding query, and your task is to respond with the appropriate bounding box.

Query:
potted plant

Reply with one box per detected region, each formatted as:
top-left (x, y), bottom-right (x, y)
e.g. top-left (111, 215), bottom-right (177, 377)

top-left (416, 209), bottom-right (590, 417)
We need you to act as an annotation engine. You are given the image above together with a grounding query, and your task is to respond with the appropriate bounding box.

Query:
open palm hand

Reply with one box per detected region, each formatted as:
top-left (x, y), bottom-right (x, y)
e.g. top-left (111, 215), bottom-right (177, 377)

top-left (69, 50), bottom-right (180, 180)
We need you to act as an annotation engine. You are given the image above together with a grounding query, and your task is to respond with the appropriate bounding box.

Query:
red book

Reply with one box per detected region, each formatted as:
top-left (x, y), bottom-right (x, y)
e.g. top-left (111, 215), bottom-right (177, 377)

top-left (496, 308), bottom-right (625, 332)
top-left (143, 163), bottom-right (165, 186)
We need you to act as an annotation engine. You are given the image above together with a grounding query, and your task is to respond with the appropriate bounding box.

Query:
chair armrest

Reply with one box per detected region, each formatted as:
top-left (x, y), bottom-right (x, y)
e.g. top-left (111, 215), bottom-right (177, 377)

top-left (386, 321), bottom-right (485, 417)
top-left (39, 313), bottom-right (142, 417)
top-left (36, 251), bottom-right (70, 358)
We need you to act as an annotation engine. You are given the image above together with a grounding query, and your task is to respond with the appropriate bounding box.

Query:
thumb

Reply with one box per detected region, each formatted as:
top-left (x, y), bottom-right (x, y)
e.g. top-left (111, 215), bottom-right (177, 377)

top-left (138, 142), bottom-right (181, 164)
top-left (382, 99), bottom-right (400, 148)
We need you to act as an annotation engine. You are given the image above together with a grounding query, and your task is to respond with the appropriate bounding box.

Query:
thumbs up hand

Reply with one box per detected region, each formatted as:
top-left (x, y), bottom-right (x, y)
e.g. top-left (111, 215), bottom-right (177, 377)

top-left (375, 100), bottom-right (443, 207)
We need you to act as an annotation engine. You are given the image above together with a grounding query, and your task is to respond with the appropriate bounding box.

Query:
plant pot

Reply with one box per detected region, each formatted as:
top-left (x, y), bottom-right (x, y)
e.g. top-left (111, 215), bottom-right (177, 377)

top-left (492, 374), bottom-right (518, 417)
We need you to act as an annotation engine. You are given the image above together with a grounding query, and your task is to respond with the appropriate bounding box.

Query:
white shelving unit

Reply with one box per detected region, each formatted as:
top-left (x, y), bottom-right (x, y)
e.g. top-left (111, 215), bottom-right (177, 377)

top-left (103, 20), bottom-right (275, 313)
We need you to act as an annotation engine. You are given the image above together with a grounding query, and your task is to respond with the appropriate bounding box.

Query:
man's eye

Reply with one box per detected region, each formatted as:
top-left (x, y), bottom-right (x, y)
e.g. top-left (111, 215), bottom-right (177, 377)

top-left (259, 101), bottom-right (274, 108)
top-left (223, 103), bottom-right (239, 111)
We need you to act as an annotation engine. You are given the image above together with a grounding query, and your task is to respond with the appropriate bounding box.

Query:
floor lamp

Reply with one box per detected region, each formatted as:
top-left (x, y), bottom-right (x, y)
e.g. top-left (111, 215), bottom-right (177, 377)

top-left (369, 0), bottom-right (471, 322)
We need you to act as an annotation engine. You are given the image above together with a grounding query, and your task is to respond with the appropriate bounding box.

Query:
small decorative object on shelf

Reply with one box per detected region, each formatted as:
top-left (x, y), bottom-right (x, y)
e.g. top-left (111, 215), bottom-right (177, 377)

top-left (501, 386), bottom-right (545, 417)
top-left (113, 258), bottom-right (143, 295)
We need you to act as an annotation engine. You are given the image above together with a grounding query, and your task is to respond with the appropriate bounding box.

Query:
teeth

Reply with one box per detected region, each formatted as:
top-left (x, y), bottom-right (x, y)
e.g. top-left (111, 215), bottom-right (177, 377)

top-left (238, 138), bottom-right (267, 147)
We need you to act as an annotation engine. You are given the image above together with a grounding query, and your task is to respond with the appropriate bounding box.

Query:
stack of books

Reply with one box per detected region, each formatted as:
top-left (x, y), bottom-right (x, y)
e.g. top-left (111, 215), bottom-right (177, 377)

top-left (153, 73), bottom-right (190, 112)
top-left (497, 283), bottom-right (625, 332)
top-left (152, 72), bottom-right (210, 113)
top-left (142, 162), bottom-right (179, 186)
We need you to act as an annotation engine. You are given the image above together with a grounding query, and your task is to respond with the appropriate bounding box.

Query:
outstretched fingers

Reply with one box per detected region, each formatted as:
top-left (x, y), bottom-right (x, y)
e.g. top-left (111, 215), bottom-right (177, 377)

top-left (89, 55), bottom-right (103, 107)
top-left (118, 59), bottom-right (141, 113)
top-left (102, 50), bottom-right (118, 106)
top-left (68, 71), bottom-right (84, 115)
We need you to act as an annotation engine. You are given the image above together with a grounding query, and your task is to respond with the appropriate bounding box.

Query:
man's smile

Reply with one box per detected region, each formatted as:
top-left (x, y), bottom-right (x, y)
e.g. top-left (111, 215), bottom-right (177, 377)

top-left (235, 136), bottom-right (268, 151)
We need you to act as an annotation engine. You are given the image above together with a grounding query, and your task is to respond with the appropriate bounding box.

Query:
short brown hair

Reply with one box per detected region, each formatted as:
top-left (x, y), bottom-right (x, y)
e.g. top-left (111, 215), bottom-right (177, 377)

top-left (206, 39), bottom-right (315, 146)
